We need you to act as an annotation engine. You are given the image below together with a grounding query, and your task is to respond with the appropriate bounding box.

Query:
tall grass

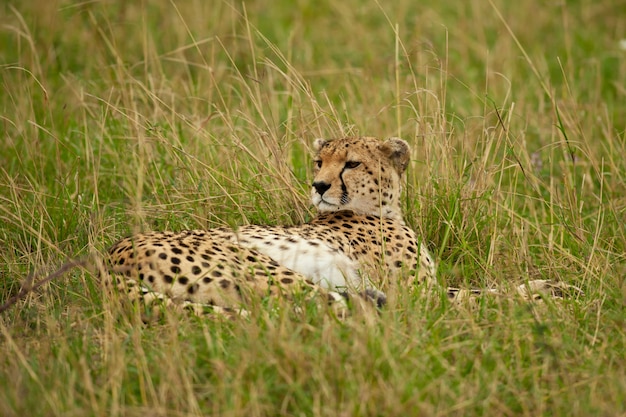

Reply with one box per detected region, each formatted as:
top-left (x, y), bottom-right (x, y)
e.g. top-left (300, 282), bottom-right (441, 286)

top-left (1, 0), bottom-right (624, 415)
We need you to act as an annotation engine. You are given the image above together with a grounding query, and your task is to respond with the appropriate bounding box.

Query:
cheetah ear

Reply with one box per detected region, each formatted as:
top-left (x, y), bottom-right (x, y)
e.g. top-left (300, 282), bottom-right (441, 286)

top-left (313, 138), bottom-right (328, 152)
top-left (380, 137), bottom-right (411, 174)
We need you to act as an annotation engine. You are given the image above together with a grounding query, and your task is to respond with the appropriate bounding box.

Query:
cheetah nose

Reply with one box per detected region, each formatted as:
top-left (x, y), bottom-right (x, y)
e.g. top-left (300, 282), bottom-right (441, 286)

top-left (312, 181), bottom-right (331, 196)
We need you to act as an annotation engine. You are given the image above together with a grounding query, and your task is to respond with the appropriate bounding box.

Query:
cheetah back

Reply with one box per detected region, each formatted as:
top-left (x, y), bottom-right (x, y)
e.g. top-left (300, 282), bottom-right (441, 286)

top-left (107, 230), bottom-right (321, 308)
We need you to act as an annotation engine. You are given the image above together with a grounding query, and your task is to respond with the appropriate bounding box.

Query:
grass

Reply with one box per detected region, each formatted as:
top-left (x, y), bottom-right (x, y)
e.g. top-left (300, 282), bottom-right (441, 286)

top-left (1, 0), bottom-right (624, 415)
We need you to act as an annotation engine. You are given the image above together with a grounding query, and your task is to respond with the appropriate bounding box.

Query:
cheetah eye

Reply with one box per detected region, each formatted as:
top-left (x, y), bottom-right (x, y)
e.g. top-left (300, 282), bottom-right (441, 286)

top-left (345, 161), bottom-right (361, 169)
top-left (314, 160), bottom-right (322, 169)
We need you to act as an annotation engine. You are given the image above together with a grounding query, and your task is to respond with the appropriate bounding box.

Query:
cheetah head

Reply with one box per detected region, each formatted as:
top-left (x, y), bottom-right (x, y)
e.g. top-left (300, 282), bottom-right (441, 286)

top-left (311, 137), bottom-right (411, 219)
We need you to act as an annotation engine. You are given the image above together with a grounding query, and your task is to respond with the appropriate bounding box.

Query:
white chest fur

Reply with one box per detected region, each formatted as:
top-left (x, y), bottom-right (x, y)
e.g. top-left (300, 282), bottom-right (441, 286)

top-left (229, 232), bottom-right (361, 291)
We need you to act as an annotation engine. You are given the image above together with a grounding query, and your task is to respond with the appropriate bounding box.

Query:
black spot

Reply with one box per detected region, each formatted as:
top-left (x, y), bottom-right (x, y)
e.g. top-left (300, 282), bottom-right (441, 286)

top-left (178, 276), bottom-right (189, 285)
top-left (211, 270), bottom-right (223, 278)
top-left (147, 275), bottom-right (155, 283)
top-left (220, 279), bottom-right (231, 289)
top-left (191, 265), bottom-right (202, 275)
top-left (186, 256), bottom-right (194, 262)
top-left (138, 273), bottom-right (144, 281)
top-left (187, 283), bottom-right (199, 294)
top-left (171, 257), bottom-right (181, 265)
top-left (118, 258), bottom-right (125, 265)
top-left (202, 277), bottom-right (213, 284)
top-left (246, 255), bottom-right (257, 262)
top-left (394, 260), bottom-right (403, 268)
top-left (281, 278), bottom-right (294, 284)
top-left (172, 247), bottom-right (183, 255)
top-left (159, 252), bottom-right (168, 260)
top-left (145, 249), bottom-right (155, 257)
top-left (171, 266), bottom-right (181, 274)
top-left (164, 275), bottom-right (174, 284)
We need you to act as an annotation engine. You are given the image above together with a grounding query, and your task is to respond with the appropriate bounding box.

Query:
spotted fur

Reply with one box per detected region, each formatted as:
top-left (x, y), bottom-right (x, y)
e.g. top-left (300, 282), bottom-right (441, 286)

top-left (106, 137), bottom-right (580, 318)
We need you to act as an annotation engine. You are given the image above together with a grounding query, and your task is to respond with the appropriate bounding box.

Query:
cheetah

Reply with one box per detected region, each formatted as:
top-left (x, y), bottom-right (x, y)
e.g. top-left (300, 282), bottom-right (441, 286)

top-left (106, 136), bottom-right (580, 317)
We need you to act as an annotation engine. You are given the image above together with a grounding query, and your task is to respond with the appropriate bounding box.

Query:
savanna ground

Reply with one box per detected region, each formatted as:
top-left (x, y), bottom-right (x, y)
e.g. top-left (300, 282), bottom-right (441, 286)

top-left (1, 0), bottom-right (625, 416)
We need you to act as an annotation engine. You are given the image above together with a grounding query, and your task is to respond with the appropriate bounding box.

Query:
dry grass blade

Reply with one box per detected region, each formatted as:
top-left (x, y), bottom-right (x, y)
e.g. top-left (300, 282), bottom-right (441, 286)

top-left (0, 259), bottom-right (89, 314)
